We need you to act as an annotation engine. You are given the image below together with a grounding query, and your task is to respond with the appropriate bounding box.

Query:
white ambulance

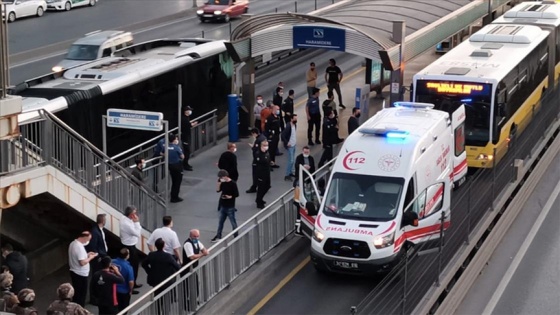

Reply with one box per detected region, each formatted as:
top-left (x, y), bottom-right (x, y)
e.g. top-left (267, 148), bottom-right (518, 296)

top-left (298, 102), bottom-right (466, 274)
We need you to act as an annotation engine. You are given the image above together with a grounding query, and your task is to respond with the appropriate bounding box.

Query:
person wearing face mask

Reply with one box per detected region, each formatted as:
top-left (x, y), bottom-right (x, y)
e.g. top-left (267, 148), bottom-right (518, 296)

top-left (273, 87), bottom-right (285, 131)
top-left (294, 146), bottom-right (316, 185)
top-left (282, 89), bottom-right (295, 124)
top-left (306, 62), bottom-right (317, 98)
top-left (255, 140), bottom-right (272, 209)
top-left (181, 106), bottom-right (198, 171)
top-left (212, 170), bottom-right (240, 242)
top-left (253, 95), bottom-right (265, 132)
top-left (265, 105), bottom-right (282, 168)
top-left (167, 134), bottom-right (185, 203)
top-left (182, 229), bottom-right (209, 312)
top-left (68, 231), bottom-right (97, 307)
top-left (319, 108), bottom-right (344, 168)
top-left (86, 214), bottom-right (110, 305)
top-left (281, 114), bottom-right (298, 181)
top-left (218, 142), bottom-right (239, 182)
top-left (348, 107), bottom-right (361, 135)
top-left (246, 128), bottom-right (267, 194)
top-left (130, 159), bottom-right (146, 185)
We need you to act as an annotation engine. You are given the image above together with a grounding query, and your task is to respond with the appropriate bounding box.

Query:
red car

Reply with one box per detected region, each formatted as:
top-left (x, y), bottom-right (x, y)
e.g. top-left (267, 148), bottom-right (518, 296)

top-left (196, 0), bottom-right (249, 23)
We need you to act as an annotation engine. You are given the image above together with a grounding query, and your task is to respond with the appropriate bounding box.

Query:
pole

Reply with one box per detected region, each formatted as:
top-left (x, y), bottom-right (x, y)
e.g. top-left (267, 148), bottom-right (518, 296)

top-left (0, 2), bottom-right (10, 98)
top-left (389, 21), bottom-right (406, 107)
top-left (192, 0), bottom-right (197, 8)
top-left (102, 115), bottom-right (107, 154)
top-left (295, 1), bottom-right (297, 12)
top-left (164, 121), bottom-right (169, 202)
top-left (178, 84), bottom-right (182, 142)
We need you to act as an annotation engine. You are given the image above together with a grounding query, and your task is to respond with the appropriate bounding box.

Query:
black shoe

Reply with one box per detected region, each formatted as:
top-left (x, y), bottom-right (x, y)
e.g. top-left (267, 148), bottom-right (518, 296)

top-left (257, 204), bottom-right (265, 209)
top-left (276, 152), bottom-right (284, 156)
top-left (284, 176), bottom-right (292, 181)
top-left (170, 197), bottom-right (183, 203)
top-left (315, 140), bottom-right (322, 145)
top-left (132, 290), bottom-right (140, 295)
top-left (134, 284), bottom-right (143, 289)
top-left (211, 236), bottom-right (220, 243)
top-left (271, 164), bottom-right (280, 169)
top-left (246, 189), bottom-right (257, 193)
top-left (308, 141), bottom-right (315, 146)
top-left (339, 104), bottom-right (346, 109)
top-left (184, 167), bottom-right (193, 171)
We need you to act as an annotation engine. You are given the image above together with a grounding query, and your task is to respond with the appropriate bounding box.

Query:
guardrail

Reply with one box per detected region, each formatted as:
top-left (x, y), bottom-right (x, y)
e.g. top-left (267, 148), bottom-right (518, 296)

top-left (119, 158), bottom-right (337, 315)
top-left (7, 109), bottom-right (166, 231)
top-left (351, 83), bottom-right (560, 314)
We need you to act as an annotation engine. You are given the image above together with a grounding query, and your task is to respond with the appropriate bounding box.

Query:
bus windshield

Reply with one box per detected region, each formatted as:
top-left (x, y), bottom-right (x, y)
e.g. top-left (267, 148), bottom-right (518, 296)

top-left (415, 80), bottom-right (493, 147)
top-left (322, 173), bottom-right (404, 221)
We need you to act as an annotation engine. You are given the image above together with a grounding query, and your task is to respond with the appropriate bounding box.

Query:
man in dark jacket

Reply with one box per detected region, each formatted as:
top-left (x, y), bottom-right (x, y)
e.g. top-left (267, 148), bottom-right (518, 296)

top-left (265, 105), bottom-right (282, 168)
top-left (347, 107), bottom-right (361, 135)
top-left (319, 109), bottom-right (343, 168)
top-left (255, 140), bottom-right (272, 209)
top-left (246, 128), bottom-right (267, 193)
top-left (181, 106), bottom-right (198, 171)
top-left (142, 238), bottom-right (180, 315)
top-left (282, 90), bottom-right (295, 124)
top-left (272, 86), bottom-right (285, 130)
top-left (91, 257), bottom-right (124, 315)
top-left (294, 146), bottom-right (316, 183)
top-left (86, 214), bottom-right (110, 304)
top-left (218, 143), bottom-right (239, 182)
top-left (1, 244), bottom-right (28, 294)
top-left (130, 159), bottom-right (145, 185)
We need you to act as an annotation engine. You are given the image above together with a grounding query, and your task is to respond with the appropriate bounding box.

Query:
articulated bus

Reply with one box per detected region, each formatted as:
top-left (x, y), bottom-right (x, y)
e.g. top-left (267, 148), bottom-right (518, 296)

top-left (11, 39), bottom-right (233, 156)
top-left (413, 24), bottom-right (550, 168)
top-left (493, 1), bottom-right (560, 84)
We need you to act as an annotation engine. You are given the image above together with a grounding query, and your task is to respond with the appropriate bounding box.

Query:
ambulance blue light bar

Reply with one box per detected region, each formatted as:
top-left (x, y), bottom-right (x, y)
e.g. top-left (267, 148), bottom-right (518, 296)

top-left (393, 102), bottom-right (435, 109)
top-left (359, 127), bottom-right (409, 138)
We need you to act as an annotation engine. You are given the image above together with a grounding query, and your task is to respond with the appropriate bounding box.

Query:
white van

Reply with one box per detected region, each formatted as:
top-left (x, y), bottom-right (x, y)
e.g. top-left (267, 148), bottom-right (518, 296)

top-left (298, 102), bottom-right (466, 274)
top-left (52, 30), bottom-right (133, 72)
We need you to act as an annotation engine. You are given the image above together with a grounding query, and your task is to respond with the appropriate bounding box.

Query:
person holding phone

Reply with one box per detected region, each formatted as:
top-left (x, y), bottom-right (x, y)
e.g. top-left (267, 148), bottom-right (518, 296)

top-left (119, 206), bottom-right (142, 290)
top-left (211, 170), bottom-right (240, 242)
top-left (68, 231), bottom-right (97, 307)
top-left (91, 257), bottom-right (124, 315)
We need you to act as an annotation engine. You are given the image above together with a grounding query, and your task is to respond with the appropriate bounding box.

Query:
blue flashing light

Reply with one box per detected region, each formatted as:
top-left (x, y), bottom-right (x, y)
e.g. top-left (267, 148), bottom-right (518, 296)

top-left (386, 131), bottom-right (409, 139)
top-left (460, 98), bottom-right (472, 103)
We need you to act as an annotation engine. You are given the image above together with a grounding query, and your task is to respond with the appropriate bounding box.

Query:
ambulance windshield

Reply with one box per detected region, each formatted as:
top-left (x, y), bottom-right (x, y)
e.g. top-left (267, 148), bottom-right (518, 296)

top-left (323, 173), bottom-right (404, 221)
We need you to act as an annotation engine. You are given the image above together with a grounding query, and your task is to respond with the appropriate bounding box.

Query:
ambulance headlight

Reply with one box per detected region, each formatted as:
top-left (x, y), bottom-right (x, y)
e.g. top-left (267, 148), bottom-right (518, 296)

top-left (313, 229), bottom-right (325, 242)
top-left (373, 231), bottom-right (395, 249)
top-left (476, 154), bottom-right (493, 161)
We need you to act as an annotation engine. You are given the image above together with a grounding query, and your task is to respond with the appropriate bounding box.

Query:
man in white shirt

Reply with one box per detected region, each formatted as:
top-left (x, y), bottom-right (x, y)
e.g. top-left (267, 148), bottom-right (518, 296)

top-left (68, 231), bottom-right (97, 307)
top-left (120, 205), bottom-right (142, 288)
top-left (180, 229), bottom-right (209, 311)
top-left (147, 216), bottom-right (182, 264)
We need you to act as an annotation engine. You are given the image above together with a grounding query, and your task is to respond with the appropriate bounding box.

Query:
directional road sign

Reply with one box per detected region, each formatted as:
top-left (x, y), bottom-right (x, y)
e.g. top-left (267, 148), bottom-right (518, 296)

top-left (106, 108), bottom-right (164, 131)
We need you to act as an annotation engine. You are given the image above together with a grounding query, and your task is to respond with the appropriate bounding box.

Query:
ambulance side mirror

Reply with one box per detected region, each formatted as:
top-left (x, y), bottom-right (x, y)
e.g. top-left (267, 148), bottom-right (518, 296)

top-left (402, 211), bottom-right (419, 227)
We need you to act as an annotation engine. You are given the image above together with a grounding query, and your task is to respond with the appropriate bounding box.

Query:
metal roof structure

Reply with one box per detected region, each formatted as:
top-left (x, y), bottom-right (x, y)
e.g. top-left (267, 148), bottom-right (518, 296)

top-left (228, 0), bottom-right (514, 68)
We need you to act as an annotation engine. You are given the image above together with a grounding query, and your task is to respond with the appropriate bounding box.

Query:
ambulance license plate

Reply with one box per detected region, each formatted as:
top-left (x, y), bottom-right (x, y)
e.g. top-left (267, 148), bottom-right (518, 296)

top-left (333, 261), bottom-right (358, 269)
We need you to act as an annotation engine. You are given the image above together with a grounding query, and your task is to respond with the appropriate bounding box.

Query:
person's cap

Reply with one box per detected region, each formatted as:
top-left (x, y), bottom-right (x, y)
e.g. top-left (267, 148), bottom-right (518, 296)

top-left (57, 283), bottom-right (75, 300)
top-left (0, 271), bottom-right (13, 288)
top-left (18, 288), bottom-right (35, 302)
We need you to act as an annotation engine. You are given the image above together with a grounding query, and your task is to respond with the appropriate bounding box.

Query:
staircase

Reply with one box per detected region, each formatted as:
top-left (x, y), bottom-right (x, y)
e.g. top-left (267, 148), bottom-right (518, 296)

top-left (0, 109), bottom-right (167, 252)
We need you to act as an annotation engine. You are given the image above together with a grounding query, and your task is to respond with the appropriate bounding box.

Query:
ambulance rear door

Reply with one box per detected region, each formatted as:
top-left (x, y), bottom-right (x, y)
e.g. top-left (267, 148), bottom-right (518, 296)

top-left (451, 104), bottom-right (467, 186)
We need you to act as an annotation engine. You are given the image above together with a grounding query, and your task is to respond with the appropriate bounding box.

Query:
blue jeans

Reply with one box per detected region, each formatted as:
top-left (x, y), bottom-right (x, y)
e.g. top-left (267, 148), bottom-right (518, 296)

top-left (217, 206), bottom-right (238, 238)
top-left (285, 145), bottom-right (296, 176)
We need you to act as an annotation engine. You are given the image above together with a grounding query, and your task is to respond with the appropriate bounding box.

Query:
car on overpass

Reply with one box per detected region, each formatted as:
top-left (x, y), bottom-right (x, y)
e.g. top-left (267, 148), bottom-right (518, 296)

top-left (196, 0), bottom-right (248, 23)
top-left (2, 0), bottom-right (47, 22)
top-left (45, 0), bottom-right (97, 11)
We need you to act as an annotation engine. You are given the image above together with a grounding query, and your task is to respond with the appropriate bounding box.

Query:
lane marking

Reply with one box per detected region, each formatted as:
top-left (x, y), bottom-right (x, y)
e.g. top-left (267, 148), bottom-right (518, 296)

top-left (247, 256), bottom-right (311, 315)
top-left (293, 66), bottom-right (364, 109)
top-left (482, 179), bottom-right (560, 315)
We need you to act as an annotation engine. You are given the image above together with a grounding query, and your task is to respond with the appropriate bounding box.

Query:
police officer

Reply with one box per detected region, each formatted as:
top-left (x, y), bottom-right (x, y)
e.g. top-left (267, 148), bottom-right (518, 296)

top-left (265, 105), bottom-right (282, 168)
top-left (181, 106), bottom-right (198, 171)
top-left (306, 87), bottom-right (322, 146)
top-left (318, 108), bottom-right (343, 168)
top-left (255, 140), bottom-right (271, 209)
top-left (246, 128), bottom-right (267, 193)
top-left (167, 134), bottom-right (185, 203)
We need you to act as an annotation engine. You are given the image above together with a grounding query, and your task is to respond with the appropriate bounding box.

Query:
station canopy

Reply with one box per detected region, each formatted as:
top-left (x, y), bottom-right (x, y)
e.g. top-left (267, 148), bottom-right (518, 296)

top-left (228, 0), bottom-right (512, 68)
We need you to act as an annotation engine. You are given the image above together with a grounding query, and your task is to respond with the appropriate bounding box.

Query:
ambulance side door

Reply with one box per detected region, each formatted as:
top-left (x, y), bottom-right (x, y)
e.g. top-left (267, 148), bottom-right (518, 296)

top-left (297, 166), bottom-right (323, 237)
top-left (402, 176), bottom-right (447, 245)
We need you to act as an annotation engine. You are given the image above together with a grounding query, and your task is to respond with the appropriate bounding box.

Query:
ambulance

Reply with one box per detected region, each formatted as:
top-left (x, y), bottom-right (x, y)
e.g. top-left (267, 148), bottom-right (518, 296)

top-left (297, 102), bottom-right (466, 274)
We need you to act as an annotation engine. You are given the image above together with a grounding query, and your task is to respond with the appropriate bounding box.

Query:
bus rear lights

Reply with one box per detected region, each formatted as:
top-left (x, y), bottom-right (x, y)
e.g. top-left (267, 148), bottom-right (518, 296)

top-left (476, 154), bottom-right (493, 161)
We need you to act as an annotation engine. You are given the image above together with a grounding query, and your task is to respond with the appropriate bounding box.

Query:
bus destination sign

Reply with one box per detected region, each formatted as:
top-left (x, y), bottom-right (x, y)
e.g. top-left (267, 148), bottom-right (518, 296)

top-left (425, 82), bottom-right (489, 95)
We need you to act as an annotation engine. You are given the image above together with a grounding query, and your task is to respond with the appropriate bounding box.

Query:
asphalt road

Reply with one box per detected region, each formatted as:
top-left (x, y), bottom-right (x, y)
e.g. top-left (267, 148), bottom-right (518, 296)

top-left (8, 0), bottom-right (339, 84)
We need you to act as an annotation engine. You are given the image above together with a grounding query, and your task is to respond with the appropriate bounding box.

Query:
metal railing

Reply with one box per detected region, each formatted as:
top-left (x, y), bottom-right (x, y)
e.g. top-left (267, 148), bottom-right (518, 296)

top-left (352, 83), bottom-right (560, 314)
top-left (8, 109), bottom-right (166, 231)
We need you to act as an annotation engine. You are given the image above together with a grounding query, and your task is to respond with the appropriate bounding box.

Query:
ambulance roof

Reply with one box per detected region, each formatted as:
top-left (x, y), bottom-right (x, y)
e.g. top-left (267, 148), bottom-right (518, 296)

top-left (337, 106), bottom-right (449, 179)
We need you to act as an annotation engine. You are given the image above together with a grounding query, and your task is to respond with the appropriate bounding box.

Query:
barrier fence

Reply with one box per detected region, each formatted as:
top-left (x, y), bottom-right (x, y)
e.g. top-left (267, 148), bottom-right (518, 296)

top-left (2, 109), bottom-right (166, 231)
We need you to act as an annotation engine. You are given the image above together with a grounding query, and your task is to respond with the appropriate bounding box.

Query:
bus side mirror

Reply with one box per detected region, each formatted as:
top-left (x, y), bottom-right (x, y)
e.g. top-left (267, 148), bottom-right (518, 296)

top-left (402, 211), bottom-right (419, 227)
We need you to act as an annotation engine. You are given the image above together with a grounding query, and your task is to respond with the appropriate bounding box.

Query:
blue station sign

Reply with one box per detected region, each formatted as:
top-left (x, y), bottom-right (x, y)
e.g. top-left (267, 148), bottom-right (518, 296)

top-left (107, 108), bottom-right (164, 131)
top-left (292, 26), bottom-right (346, 51)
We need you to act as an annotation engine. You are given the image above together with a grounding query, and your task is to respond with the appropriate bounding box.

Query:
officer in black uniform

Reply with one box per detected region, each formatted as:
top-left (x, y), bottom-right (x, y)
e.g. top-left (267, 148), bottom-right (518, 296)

top-left (167, 134), bottom-right (185, 203)
top-left (246, 128), bottom-right (267, 193)
top-left (181, 106), bottom-right (198, 171)
top-left (255, 140), bottom-right (271, 209)
top-left (318, 108), bottom-right (343, 168)
top-left (265, 105), bottom-right (282, 167)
